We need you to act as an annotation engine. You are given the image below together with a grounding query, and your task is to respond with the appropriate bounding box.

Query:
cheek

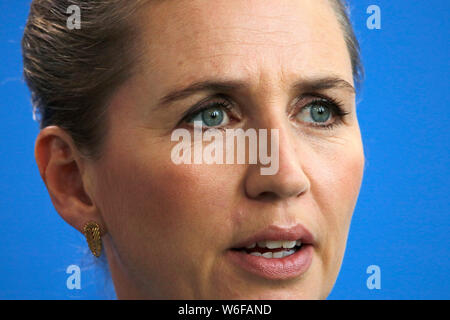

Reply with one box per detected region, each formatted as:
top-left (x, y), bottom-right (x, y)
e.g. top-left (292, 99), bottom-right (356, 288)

top-left (321, 149), bottom-right (364, 220)
top-left (95, 142), bottom-right (240, 258)
top-left (92, 140), bottom-right (244, 297)
top-left (142, 163), bottom-right (239, 241)
top-left (307, 133), bottom-right (364, 270)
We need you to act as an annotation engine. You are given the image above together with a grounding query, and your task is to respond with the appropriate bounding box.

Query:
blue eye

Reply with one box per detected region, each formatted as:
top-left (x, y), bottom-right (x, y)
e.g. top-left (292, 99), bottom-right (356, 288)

top-left (296, 99), bottom-right (340, 126)
top-left (310, 104), bottom-right (332, 123)
top-left (187, 103), bottom-right (231, 128)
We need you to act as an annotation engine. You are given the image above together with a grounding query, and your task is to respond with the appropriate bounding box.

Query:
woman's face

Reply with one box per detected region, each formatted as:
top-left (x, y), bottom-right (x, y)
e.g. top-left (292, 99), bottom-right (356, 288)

top-left (87, 0), bottom-right (364, 299)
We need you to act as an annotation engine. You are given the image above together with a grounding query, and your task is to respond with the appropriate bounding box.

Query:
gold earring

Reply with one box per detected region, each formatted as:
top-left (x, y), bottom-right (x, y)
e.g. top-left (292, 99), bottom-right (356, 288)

top-left (83, 221), bottom-right (103, 258)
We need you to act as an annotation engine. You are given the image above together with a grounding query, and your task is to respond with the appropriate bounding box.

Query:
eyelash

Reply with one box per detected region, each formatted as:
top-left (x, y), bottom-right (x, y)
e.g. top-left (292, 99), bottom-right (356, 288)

top-left (181, 94), bottom-right (349, 130)
top-left (181, 94), bottom-right (235, 126)
top-left (296, 95), bottom-right (349, 130)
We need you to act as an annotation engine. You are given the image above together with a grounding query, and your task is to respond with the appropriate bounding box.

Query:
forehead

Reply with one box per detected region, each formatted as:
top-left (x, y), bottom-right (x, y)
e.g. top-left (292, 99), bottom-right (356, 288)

top-left (138, 0), bottom-right (353, 91)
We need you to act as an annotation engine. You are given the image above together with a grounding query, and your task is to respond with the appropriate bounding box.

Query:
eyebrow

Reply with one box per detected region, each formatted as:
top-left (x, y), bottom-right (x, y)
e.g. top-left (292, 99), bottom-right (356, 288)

top-left (157, 76), bottom-right (355, 108)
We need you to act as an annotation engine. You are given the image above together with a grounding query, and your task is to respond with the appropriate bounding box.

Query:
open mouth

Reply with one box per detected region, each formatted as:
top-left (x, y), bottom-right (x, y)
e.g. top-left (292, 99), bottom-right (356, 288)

top-left (232, 239), bottom-right (303, 259)
top-left (227, 224), bottom-right (314, 280)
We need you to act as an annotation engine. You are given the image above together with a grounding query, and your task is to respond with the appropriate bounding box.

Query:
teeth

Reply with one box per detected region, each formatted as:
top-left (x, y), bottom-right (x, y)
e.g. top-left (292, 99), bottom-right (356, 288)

top-left (282, 241), bottom-right (297, 249)
top-left (243, 239), bottom-right (302, 259)
top-left (251, 249), bottom-right (296, 259)
top-left (255, 240), bottom-right (301, 249)
top-left (266, 240), bottom-right (283, 249)
top-left (273, 251), bottom-right (283, 258)
top-left (283, 249), bottom-right (296, 257)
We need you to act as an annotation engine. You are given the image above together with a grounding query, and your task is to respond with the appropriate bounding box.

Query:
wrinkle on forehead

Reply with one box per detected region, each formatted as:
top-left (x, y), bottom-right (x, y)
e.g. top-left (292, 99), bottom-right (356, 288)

top-left (137, 0), bottom-right (353, 98)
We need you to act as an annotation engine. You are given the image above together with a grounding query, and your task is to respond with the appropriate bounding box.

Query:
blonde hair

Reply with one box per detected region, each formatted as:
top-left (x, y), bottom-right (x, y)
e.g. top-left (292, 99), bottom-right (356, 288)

top-left (22, 0), bottom-right (363, 158)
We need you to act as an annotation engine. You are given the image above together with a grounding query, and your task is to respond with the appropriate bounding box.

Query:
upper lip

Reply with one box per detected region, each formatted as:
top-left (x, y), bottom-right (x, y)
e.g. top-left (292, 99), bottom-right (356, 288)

top-left (231, 223), bottom-right (315, 249)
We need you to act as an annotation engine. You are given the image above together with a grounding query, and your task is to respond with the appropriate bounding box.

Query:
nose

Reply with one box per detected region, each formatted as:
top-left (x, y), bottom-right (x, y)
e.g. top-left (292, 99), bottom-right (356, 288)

top-left (244, 121), bottom-right (310, 201)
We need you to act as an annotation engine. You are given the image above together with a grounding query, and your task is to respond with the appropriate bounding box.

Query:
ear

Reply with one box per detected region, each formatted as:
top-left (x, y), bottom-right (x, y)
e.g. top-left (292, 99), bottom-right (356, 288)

top-left (35, 126), bottom-right (106, 235)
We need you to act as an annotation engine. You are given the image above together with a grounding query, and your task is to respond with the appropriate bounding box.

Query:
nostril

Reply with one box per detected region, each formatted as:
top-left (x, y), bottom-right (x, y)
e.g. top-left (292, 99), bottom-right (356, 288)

top-left (254, 189), bottom-right (305, 202)
top-left (255, 191), bottom-right (279, 202)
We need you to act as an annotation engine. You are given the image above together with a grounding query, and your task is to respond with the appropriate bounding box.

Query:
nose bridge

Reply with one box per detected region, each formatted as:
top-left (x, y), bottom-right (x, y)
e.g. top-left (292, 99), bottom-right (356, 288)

top-left (244, 98), bottom-right (311, 200)
top-left (254, 89), bottom-right (303, 173)
top-left (276, 120), bottom-right (303, 177)
top-left (269, 113), bottom-right (310, 187)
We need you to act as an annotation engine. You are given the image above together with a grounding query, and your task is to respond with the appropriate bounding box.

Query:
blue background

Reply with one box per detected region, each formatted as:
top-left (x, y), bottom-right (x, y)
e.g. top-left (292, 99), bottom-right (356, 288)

top-left (0, 0), bottom-right (448, 299)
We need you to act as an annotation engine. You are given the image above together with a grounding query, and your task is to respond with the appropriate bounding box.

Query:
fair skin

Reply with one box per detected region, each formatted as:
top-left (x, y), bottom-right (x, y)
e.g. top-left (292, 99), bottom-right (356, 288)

top-left (36, 0), bottom-right (364, 299)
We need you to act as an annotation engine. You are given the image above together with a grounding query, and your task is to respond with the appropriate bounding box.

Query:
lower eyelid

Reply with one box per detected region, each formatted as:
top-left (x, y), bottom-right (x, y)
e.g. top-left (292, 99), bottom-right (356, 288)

top-left (293, 108), bottom-right (345, 128)
top-left (183, 98), bottom-right (347, 130)
top-left (186, 108), bottom-right (233, 127)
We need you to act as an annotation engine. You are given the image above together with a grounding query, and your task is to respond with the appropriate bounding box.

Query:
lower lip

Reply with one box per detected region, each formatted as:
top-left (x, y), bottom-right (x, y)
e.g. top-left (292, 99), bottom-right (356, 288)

top-left (226, 245), bottom-right (314, 280)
